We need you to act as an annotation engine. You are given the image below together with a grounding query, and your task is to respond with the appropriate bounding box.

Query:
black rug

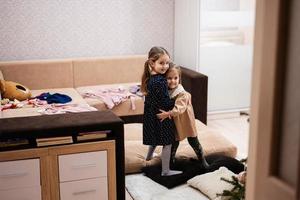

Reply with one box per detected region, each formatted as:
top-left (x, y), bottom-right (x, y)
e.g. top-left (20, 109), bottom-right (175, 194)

top-left (142, 154), bottom-right (245, 189)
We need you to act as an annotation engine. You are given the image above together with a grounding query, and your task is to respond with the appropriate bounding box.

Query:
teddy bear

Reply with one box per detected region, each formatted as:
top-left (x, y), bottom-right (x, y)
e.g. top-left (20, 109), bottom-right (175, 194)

top-left (0, 79), bottom-right (31, 101)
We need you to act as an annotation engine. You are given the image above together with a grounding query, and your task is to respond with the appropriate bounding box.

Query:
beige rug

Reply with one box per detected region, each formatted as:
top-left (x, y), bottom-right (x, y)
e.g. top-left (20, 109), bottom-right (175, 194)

top-left (125, 174), bottom-right (209, 200)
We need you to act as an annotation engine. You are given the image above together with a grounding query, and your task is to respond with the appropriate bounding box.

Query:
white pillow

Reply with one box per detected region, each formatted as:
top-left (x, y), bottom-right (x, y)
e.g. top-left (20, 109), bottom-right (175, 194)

top-left (187, 167), bottom-right (236, 200)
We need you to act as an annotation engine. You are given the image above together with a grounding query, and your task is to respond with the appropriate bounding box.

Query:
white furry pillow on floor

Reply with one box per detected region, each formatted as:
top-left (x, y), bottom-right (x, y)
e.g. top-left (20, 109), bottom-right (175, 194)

top-left (126, 174), bottom-right (209, 200)
top-left (187, 167), bottom-right (236, 200)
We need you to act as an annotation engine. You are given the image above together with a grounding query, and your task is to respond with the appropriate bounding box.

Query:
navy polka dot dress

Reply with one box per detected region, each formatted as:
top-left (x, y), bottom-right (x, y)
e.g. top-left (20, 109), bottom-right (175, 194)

top-left (143, 74), bottom-right (175, 145)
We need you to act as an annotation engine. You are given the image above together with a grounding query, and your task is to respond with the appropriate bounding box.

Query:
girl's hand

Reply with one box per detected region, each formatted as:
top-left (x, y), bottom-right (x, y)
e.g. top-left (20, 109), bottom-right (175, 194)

top-left (156, 109), bottom-right (172, 122)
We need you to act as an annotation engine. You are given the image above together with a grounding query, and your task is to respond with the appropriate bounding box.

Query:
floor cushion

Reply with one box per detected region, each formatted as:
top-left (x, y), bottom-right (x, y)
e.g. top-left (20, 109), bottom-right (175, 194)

top-left (124, 120), bottom-right (237, 174)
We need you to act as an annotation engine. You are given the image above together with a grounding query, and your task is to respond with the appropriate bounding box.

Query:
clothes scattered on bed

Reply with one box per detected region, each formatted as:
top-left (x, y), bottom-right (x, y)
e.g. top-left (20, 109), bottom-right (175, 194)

top-left (1, 98), bottom-right (48, 111)
top-left (35, 92), bottom-right (72, 104)
top-left (1, 93), bottom-right (72, 111)
top-left (142, 154), bottom-right (244, 189)
top-left (80, 86), bottom-right (138, 110)
top-left (37, 103), bottom-right (97, 115)
top-left (129, 85), bottom-right (143, 97)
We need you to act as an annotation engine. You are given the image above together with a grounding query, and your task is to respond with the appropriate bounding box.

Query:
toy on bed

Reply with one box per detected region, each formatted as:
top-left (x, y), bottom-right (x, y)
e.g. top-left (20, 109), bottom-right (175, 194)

top-left (0, 79), bottom-right (31, 101)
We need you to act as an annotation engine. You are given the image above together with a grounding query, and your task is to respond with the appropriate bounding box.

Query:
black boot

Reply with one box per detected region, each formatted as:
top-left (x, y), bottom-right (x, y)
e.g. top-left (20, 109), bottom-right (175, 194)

top-left (188, 137), bottom-right (209, 169)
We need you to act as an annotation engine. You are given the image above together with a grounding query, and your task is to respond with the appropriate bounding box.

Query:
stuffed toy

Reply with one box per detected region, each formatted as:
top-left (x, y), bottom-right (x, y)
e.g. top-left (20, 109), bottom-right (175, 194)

top-left (0, 80), bottom-right (31, 101)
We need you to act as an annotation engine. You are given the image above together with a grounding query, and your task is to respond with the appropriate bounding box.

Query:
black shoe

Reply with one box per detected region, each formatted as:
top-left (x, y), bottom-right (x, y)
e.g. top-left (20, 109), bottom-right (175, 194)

top-left (197, 153), bottom-right (210, 169)
top-left (199, 157), bottom-right (210, 169)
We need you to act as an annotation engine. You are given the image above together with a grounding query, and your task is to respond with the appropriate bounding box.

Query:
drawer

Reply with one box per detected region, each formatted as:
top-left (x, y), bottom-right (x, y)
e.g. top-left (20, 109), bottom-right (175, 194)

top-left (0, 159), bottom-right (40, 190)
top-left (0, 186), bottom-right (41, 200)
top-left (60, 177), bottom-right (108, 200)
top-left (59, 150), bottom-right (107, 182)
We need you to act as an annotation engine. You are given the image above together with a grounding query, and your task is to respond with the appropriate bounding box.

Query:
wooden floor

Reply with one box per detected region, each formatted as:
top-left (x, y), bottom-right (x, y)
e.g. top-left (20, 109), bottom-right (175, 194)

top-left (207, 111), bottom-right (250, 158)
top-left (125, 112), bottom-right (250, 199)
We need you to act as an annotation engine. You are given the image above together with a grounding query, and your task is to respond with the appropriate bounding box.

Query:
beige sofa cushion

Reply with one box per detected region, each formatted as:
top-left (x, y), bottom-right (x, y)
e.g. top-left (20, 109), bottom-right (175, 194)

top-left (73, 55), bottom-right (146, 87)
top-left (1, 88), bottom-right (87, 118)
top-left (76, 83), bottom-right (144, 116)
top-left (124, 120), bottom-right (237, 174)
top-left (0, 60), bottom-right (73, 90)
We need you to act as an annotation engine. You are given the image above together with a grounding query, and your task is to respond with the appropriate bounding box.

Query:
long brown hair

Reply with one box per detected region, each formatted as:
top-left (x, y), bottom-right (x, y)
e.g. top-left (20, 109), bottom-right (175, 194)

top-left (166, 63), bottom-right (182, 84)
top-left (141, 46), bottom-right (170, 95)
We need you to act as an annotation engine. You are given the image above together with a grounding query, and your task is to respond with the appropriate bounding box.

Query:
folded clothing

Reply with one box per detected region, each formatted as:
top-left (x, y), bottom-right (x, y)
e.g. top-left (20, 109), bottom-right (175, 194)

top-left (129, 85), bottom-right (143, 97)
top-left (35, 92), bottom-right (72, 104)
top-left (142, 154), bottom-right (245, 189)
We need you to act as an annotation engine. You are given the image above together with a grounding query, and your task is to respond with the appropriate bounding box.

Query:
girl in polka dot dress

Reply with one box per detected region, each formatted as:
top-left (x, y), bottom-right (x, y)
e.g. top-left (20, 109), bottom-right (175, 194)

top-left (141, 46), bottom-right (182, 176)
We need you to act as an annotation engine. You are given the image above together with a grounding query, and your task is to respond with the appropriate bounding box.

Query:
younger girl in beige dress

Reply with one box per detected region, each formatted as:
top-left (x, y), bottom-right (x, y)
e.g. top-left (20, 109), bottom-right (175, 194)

top-left (157, 63), bottom-right (209, 169)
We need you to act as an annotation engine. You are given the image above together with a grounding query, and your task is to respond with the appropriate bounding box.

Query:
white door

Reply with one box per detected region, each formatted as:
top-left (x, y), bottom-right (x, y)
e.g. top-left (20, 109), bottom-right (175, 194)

top-left (174, 0), bottom-right (256, 112)
top-left (246, 0), bottom-right (300, 199)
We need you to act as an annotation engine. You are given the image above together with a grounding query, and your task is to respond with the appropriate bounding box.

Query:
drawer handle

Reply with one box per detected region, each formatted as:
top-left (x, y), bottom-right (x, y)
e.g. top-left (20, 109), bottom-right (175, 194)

top-left (0, 172), bottom-right (28, 178)
top-left (73, 189), bottom-right (96, 195)
top-left (71, 163), bottom-right (97, 169)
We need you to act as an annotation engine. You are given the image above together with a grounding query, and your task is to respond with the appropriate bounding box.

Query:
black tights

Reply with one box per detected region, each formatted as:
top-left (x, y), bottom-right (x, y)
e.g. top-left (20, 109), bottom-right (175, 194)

top-left (171, 136), bottom-right (209, 168)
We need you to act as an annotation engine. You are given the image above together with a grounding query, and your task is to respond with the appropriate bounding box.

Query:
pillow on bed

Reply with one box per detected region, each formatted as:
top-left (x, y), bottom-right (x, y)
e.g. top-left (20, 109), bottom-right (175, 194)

top-left (142, 154), bottom-right (244, 189)
top-left (187, 167), bottom-right (236, 200)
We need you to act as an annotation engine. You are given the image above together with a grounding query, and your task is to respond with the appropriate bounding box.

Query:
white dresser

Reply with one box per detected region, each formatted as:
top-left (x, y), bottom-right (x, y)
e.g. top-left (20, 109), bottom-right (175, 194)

top-left (0, 159), bottom-right (42, 200)
top-left (0, 140), bottom-right (116, 200)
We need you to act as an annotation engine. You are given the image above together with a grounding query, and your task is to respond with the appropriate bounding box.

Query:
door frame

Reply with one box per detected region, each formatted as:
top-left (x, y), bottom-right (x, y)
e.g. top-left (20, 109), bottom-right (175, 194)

top-left (246, 0), bottom-right (298, 199)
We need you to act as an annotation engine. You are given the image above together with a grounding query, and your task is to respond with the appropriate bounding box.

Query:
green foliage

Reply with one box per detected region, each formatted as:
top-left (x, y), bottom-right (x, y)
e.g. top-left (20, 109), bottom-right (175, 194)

top-left (217, 157), bottom-right (247, 200)
top-left (217, 175), bottom-right (245, 200)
